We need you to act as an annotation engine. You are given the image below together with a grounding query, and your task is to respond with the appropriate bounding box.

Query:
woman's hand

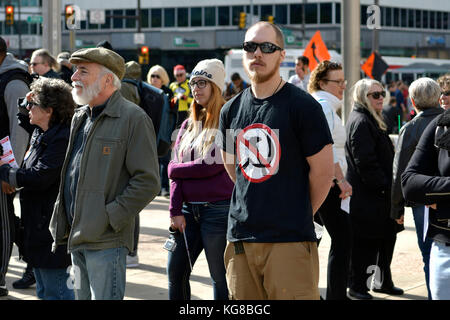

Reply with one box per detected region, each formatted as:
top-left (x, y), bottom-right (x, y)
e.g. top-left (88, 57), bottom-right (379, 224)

top-left (337, 180), bottom-right (352, 199)
top-left (170, 215), bottom-right (186, 233)
top-left (395, 215), bottom-right (404, 225)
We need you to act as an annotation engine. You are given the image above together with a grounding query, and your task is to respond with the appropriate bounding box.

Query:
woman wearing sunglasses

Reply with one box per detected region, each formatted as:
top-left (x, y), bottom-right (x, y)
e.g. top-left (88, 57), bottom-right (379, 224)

top-left (166, 59), bottom-right (234, 300)
top-left (345, 78), bottom-right (403, 300)
top-left (147, 65), bottom-right (173, 100)
top-left (307, 60), bottom-right (352, 300)
top-left (0, 77), bottom-right (75, 300)
top-left (437, 74), bottom-right (450, 110)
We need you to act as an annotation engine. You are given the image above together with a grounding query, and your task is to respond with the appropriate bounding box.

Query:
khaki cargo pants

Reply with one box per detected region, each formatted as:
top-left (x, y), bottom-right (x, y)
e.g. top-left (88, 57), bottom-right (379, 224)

top-left (224, 241), bottom-right (320, 300)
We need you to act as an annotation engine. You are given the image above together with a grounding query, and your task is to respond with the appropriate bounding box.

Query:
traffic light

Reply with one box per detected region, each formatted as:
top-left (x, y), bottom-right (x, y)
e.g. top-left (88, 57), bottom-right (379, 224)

top-left (65, 4), bottom-right (75, 29)
top-left (268, 15), bottom-right (274, 24)
top-left (239, 12), bottom-right (246, 29)
top-left (5, 5), bottom-right (14, 26)
top-left (139, 46), bottom-right (149, 65)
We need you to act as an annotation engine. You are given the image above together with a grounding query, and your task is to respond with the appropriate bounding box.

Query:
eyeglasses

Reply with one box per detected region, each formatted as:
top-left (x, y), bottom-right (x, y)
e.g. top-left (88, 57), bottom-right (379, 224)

top-left (27, 101), bottom-right (39, 109)
top-left (367, 91), bottom-right (386, 99)
top-left (441, 90), bottom-right (450, 97)
top-left (151, 74), bottom-right (160, 79)
top-left (30, 62), bottom-right (44, 67)
top-left (324, 79), bottom-right (347, 87)
top-left (242, 41), bottom-right (283, 54)
top-left (189, 79), bottom-right (208, 89)
top-left (175, 73), bottom-right (185, 78)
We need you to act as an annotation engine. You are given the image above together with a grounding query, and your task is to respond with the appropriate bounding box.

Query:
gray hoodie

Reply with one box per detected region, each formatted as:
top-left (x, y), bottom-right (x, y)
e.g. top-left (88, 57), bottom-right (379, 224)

top-left (0, 53), bottom-right (30, 165)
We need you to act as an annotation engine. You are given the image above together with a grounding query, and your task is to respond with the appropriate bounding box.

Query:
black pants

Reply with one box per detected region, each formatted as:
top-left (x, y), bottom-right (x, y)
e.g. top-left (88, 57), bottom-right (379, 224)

top-left (315, 185), bottom-right (353, 300)
top-left (0, 192), bottom-right (15, 287)
top-left (349, 232), bottom-right (397, 293)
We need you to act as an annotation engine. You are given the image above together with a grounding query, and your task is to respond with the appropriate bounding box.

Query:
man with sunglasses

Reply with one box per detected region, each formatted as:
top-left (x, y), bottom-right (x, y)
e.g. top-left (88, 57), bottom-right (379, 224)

top-left (219, 22), bottom-right (334, 300)
top-left (169, 65), bottom-right (193, 127)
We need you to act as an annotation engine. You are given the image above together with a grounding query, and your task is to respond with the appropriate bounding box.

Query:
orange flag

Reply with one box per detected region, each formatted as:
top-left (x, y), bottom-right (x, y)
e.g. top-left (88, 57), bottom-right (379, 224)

top-left (361, 52), bottom-right (389, 81)
top-left (303, 31), bottom-right (331, 71)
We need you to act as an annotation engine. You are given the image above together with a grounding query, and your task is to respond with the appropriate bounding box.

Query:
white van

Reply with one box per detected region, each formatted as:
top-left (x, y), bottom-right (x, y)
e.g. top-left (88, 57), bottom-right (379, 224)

top-left (224, 48), bottom-right (343, 84)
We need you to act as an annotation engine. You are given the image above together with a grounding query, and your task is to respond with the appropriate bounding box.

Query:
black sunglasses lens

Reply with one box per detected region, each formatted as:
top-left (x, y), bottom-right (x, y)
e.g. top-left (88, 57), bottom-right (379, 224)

top-left (243, 42), bottom-right (257, 52)
top-left (442, 91), bottom-right (450, 96)
top-left (260, 43), bottom-right (275, 53)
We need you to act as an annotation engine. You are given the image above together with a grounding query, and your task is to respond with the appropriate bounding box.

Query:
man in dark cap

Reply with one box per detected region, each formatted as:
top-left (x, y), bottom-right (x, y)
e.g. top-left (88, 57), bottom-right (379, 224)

top-left (49, 47), bottom-right (160, 300)
top-left (96, 40), bottom-right (113, 51)
top-left (57, 52), bottom-right (73, 84)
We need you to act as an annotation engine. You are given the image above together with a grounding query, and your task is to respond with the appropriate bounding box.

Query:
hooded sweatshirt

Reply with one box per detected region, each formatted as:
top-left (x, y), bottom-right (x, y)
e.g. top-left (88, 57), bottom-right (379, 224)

top-left (0, 53), bottom-right (30, 165)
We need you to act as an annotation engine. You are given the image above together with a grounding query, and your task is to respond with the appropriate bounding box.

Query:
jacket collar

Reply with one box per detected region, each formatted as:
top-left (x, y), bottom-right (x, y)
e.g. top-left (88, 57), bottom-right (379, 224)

top-left (437, 108), bottom-right (450, 127)
top-left (34, 123), bottom-right (65, 147)
top-left (417, 107), bottom-right (444, 118)
top-left (435, 109), bottom-right (450, 151)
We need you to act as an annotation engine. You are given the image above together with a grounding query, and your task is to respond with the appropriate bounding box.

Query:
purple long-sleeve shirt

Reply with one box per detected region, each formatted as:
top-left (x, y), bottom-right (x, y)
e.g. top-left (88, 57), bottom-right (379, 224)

top-left (168, 119), bottom-right (234, 217)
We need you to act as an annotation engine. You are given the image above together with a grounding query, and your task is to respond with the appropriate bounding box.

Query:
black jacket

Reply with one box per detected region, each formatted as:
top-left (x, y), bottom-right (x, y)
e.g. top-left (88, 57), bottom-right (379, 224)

top-left (391, 107), bottom-right (444, 219)
top-left (345, 104), bottom-right (401, 238)
top-left (382, 104), bottom-right (402, 134)
top-left (402, 110), bottom-right (450, 244)
top-left (58, 65), bottom-right (73, 85)
top-left (0, 115), bottom-right (71, 268)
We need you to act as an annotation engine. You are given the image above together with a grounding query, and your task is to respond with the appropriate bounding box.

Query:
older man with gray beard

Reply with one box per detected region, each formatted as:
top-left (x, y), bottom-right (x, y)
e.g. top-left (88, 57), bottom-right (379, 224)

top-left (49, 47), bottom-right (160, 300)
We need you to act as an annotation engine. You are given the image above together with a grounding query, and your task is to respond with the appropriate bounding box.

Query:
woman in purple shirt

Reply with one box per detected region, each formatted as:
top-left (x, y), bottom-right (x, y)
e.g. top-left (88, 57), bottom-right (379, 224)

top-left (167, 59), bottom-right (234, 300)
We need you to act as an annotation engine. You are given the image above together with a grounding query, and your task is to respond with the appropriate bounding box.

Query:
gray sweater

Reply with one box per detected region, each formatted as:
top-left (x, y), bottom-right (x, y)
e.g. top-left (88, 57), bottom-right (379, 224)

top-left (0, 53), bottom-right (30, 165)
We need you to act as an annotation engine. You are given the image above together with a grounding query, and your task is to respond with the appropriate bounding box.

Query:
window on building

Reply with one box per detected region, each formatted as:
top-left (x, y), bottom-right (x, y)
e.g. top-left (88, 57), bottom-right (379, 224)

top-left (113, 9), bottom-right (123, 29)
top-left (408, 9), bottom-right (414, 28)
top-left (423, 10), bottom-right (429, 29)
top-left (80, 20), bottom-right (87, 30)
top-left (430, 11), bottom-right (436, 29)
top-left (305, 3), bottom-right (318, 24)
top-left (290, 4), bottom-right (303, 24)
top-left (401, 9), bottom-right (407, 27)
top-left (125, 9), bottom-right (136, 28)
top-left (415, 10), bottom-right (421, 28)
top-left (141, 9), bottom-right (149, 28)
top-left (361, 5), bottom-right (367, 26)
top-left (385, 7), bottom-right (392, 26)
top-left (178, 8), bottom-right (188, 27)
top-left (443, 12), bottom-right (448, 30)
top-left (88, 11), bottom-right (99, 30)
top-left (276, 5), bottom-right (287, 24)
top-left (437, 11), bottom-right (442, 29)
top-left (30, 22), bottom-right (38, 34)
top-left (261, 5), bottom-right (273, 21)
top-left (393, 8), bottom-right (399, 27)
top-left (232, 6), bottom-right (245, 26)
top-left (204, 7), bottom-right (216, 26)
top-left (101, 10), bottom-right (111, 29)
top-left (218, 6), bottom-right (230, 26)
top-left (164, 8), bottom-right (175, 27)
top-left (4, 24), bottom-right (13, 35)
top-left (191, 7), bottom-right (202, 27)
top-left (336, 3), bottom-right (341, 24)
top-left (320, 3), bottom-right (332, 24)
top-left (151, 9), bottom-right (162, 28)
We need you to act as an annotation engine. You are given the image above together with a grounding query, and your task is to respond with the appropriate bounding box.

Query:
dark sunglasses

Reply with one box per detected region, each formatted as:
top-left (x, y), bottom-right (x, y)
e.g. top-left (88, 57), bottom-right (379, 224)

top-left (441, 90), bottom-right (450, 97)
top-left (242, 41), bottom-right (283, 54)
top-left (367, 91), bottom-right (386, 99)
top-left (30, 62), bottom-right (44, 67)
top-left (27, 101), bottom-right (39, 108)
top-left (150, 74), bottom-right (160, 79)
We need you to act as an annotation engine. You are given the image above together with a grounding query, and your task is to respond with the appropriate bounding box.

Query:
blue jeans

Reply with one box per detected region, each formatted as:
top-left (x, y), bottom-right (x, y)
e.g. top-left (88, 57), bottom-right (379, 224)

top-left (429, 240), bottom-right (450, 300)
top-left (167, 200), bottom-right (230, 300)
top-left (33, 268), bottom-right (75, 300)
top-left (412, 206), bottom-right (433, 299)
top-left (71, 247), bottom-right (128, 300)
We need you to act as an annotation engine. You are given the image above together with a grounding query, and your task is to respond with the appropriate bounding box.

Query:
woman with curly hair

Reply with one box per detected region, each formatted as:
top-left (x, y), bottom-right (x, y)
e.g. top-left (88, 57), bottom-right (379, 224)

top-left (0, 77), bottom-right (76, 300)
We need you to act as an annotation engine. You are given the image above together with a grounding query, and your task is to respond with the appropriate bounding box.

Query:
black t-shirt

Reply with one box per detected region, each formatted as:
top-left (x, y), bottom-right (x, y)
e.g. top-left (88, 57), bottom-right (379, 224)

top-left (219, 83), bottom-right (333, 243)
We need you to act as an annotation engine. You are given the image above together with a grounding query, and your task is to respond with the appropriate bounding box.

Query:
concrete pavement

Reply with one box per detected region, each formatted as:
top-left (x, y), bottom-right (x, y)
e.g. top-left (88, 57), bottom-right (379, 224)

top-left (1, 195), bottom-right (428, 300)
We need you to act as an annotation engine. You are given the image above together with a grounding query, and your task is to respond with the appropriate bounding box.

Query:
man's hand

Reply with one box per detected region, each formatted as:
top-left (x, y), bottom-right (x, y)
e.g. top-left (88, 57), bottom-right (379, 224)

top-left (395, 215), bottom-right (404, 225)
top-left (337, 180), bottom-right (352, 199)
top-left (1, 181), bottom-right (15, 195)
top-left (427, 204), bottom-right (437, 210)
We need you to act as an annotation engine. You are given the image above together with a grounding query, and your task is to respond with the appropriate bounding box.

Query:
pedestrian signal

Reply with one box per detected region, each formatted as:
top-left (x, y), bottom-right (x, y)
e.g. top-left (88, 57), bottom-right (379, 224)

top-left (65, 4), bottom-right (75, 29)
top-left (268, 15), bottom-right (274, 24)
top-left (239, 12), bottom-right (246, 29)
top-left (5, 5), bottom-right (14, 26)
top-left (139, 46), bottom-right (149, 65)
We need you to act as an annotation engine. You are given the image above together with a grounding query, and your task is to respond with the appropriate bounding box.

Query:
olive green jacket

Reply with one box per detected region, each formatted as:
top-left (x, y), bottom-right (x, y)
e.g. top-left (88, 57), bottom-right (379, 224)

top-left (49, 90), bottom-right (160, 253)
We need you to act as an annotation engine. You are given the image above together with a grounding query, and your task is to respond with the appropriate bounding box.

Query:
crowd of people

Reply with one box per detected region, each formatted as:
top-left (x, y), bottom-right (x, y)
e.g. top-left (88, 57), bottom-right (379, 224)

top-left (0, 20), bottom-right (449, 301)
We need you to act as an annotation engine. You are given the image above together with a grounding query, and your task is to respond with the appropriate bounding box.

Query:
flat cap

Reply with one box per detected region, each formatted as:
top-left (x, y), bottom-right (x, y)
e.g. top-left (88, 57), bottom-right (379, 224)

top-left (69, 47), bottom-right (125, 80)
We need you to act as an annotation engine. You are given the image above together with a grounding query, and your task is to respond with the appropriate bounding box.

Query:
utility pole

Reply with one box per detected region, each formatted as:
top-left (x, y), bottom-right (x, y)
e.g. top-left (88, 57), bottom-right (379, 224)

top-left (18, 0), bottom-right (22, 58)
top-left (341, 0), bottom-right (361, 124)
top-left (372, 0), bottom-right (379, 53)
top-left (302, 0), bottom-right (306, 47)
top-left (137, 0), bottom-right (141, 33)
top-left (42, 0), bottom-right (61, 57)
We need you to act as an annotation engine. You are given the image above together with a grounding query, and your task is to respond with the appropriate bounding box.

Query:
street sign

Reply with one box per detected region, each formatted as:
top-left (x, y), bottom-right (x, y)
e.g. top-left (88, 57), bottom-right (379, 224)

top-left (90, 9), bottom-right (105, 24)
top-left (27, 15), bottom-right (43, 24)
top-left (134, 33), bottom-right (145, 45)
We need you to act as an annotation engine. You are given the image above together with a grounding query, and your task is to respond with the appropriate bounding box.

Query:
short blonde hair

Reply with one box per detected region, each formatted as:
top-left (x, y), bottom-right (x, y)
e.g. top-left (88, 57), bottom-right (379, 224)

top-left (147, 65), bottom-right (170, 86)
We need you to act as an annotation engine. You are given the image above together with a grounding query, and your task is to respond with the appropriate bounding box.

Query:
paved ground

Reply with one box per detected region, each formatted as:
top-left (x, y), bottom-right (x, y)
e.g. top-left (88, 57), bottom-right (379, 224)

top-left (1, 195), bottom-right (428, 300)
